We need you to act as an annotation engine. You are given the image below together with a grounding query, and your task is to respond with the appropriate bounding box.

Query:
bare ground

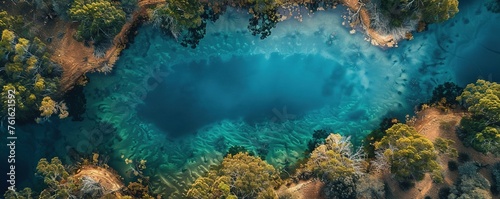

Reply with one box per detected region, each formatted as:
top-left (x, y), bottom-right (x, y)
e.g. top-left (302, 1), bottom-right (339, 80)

top-left (73, 165), bottom-right (125, 195)
top-left (277, 180), bottom-right (325, 199)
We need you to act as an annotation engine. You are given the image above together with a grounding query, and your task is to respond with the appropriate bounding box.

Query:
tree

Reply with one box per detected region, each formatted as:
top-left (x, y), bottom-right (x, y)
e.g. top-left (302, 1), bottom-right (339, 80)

top-left (3, 188), bottom-right (34, 199)
top-left (186, 152), bottom-right (281, 199)
top-left (364, 118), bottom-right (399, 158)
top-left (430, 82), bottom-right (463, 108)
top-left (0, 11), bottom-right (23, 34)
top-left (448, 162), bottom-right (491, 199)
top-left (247, 2), bottom-right (280, 39)
top-left (0, 28), bottom-right (63, 122)
top-left (457, 80), bottom-right (500, 116)
top-left (421, 0), bottom-right (459, 23)
top-left (374, 123), bottom-right (442, 182)
top-left (457, 79), bottom-right (500, 155)
top-left (68, 0), bottom-right (126, 44)
top-left (299, 133), bottom-right (365, 199)
top-left (163, 0), bottom-right (204, 30)
top-left (36, 157), bottom-right (80, 198)
top-left (378, 0), bottom-right (458, 28)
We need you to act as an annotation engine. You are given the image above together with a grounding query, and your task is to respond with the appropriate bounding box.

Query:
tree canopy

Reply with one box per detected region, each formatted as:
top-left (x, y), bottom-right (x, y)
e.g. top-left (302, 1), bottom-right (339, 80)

top-left (186, 152), bottom-right (281, 199)
top-left (0, 28), bottom-right (63, 122)
top-left (378, 0), bottom-right (458, 28)
top-left (68, 0), bottom-right (126, 44)
top-left (457, 79), bottom-right (500, 155)
top-left (299, 133), bottom-right (365, 199)
top-left (457, 79), bottom-right (500, 125)
top-left (375, 123), bottom-right (442, 182)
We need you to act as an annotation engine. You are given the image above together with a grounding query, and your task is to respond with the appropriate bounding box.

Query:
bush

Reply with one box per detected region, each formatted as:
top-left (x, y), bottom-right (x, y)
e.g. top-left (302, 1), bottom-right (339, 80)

top-left (458, 152), bottom-right (470, 163)
top-left (438, 187), bottom-right (450, 199)
top-left (322, 177), bottom-right (357, 199)
top-left (375, 123), bottom-right (441, 182)
top-left (448, 161), bottom-right (458, 171)
top-left (449, 162), bottom-right (490, 198)
top-left (434, 138), bottom-right (458, 157)
top-left (398, 180), bottom-right (415, 191)
top-left (492, 162), bottom-right (500, 195)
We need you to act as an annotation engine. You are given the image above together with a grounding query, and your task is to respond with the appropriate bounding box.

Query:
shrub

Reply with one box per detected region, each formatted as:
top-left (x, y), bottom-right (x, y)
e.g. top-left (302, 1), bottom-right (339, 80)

top-left (438, 187), bottom-right (450, 199)
top-left (458, 152), bottom-right (470, 163)
top-left (398, 180), bottom-right (415, 191)
top-left (448, 161), bottom-right (458, 171)
top-left (492, 162), bottom-right (500, 194)
top-left (434, 138), bottom-right (458, 158)
top-left (449, 162), bottom-right (491, 198)
top-left (322, 177), bottom-right (357, 199)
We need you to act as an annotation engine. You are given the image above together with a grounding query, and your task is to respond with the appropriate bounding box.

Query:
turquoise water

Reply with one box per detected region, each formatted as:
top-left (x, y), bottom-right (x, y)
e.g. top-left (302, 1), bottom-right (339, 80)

top-left (3, 0), bottom-right (500, 197)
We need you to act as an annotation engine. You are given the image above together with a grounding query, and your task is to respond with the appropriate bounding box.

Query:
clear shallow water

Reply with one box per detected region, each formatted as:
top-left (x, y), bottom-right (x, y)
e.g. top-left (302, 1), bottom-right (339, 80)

top-left (4, 1), bottom-right (500, 197)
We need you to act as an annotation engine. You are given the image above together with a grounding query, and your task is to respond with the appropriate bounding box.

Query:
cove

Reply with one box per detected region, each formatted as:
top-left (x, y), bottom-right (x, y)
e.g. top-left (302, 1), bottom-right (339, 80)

top-left (137, 53), bottom-right (366, 138)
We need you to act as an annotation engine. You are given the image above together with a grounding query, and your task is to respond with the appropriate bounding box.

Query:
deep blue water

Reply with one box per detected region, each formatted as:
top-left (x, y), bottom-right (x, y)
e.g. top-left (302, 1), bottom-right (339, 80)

top-left (137, 53), bottom-right (359, 138)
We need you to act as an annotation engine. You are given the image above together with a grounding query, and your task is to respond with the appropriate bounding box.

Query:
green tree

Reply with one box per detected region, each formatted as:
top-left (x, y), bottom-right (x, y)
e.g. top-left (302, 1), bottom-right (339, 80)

top-left (36, 157), bottom-right (80, 198)
top-left (457, 79), bottom-right (500, 155)
top-left (448, 162), bottom-right (491, 199)
top-left (421, 0), bottom-right (459, 23)
top-left (379, 0), bottom-right (458, 27)
top-left (299, 133), bottom-right (365, 199)
top-left (0, 11), bottom-right (23, 34)
top-left (375, 123), bottom-right (442, 182)
top-left (457, 80), bottom-right (500, 121)
top-left (3, 188), bottom-right (34, 199)
top-left (0, 29), bottom-right (62, 122)
top-left (186, 152), bottom-right (281, 199)
top-left (164, 0), bottom-right (204, 30)
top-left (68, 0), bottom-right (126, 44)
